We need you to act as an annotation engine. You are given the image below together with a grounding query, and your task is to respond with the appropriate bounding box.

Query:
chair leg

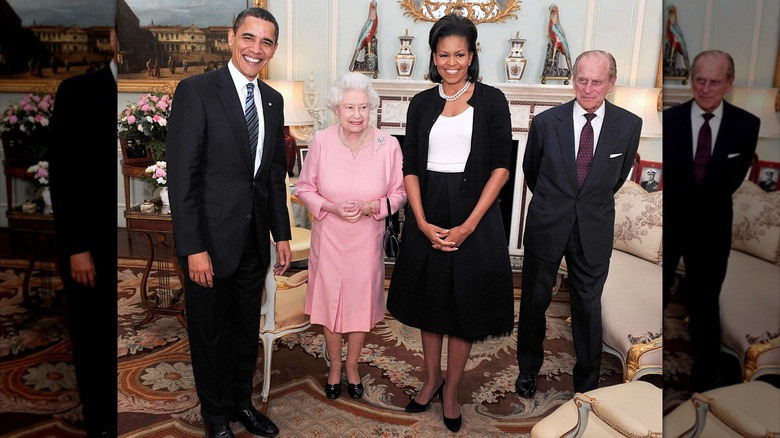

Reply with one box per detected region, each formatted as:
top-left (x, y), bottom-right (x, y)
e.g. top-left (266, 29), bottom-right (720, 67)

top-left (261, 333), bottom-right (274, 403)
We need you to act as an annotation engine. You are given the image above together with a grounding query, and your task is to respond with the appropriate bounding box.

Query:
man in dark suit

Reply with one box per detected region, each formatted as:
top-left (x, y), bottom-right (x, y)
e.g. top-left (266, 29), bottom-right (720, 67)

top-left (663, 50), bottom-right (759, 392)
top-left (641, 169), bottom-right (660, 192)
top-left (167, 7), bottom-right (291, 438)
top-left (515, 50), bottom-right (641, 397)
top-left (48, 27), bottom-right (118, 438)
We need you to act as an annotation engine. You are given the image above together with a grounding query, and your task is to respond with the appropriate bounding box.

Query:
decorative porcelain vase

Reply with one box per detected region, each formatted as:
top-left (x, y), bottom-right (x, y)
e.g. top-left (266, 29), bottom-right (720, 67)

top-left (394, 29), bottom-right (416, 80)
top-left (159, 186), bottom-right (170, 207)
top-left (505, 32), bottom-right (528, 83)
top-left (41, 186), bottom-right (52, 206)
top-left (41, 186), bottom-right (53, 214)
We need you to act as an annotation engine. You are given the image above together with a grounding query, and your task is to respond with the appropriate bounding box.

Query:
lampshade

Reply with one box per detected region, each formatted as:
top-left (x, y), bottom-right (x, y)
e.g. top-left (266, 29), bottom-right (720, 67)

top-left (728, 87), bottom-right (780, 138)
top-left (264, 80), bottom-right (315, 126)
top-left (611, 87), bottom-right (662, 138)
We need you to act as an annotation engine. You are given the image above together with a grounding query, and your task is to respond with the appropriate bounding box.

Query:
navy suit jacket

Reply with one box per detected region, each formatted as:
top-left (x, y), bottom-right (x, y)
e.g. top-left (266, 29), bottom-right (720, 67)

top-left (167, 65), bottom-right (291, 277)
top-left (663, 99), bottom-right (759, 259)
top-left (522, 99), bottom-right (641, 266)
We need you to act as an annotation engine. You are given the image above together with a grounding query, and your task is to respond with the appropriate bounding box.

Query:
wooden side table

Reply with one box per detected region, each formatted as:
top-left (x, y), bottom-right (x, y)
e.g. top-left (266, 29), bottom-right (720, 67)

top-left (6, 204), bottom-right (62, 319)
top-left (124, 200), bottom-right (187, 329)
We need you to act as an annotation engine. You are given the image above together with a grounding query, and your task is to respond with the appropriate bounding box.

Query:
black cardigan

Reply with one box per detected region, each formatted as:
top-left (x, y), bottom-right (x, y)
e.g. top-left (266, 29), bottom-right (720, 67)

top-left (402, 81), bottom-right (512, 197)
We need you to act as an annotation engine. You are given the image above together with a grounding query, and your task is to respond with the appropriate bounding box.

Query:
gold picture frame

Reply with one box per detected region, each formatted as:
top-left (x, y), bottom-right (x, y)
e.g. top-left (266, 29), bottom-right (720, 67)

top-left (117, 0), bottom-right (268, 93)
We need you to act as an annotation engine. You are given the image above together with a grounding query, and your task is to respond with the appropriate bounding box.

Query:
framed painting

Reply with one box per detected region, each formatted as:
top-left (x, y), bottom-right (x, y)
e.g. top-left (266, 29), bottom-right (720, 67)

top-left (0, 0), bottom-right (116, 93)
top-left (755, 160), bottom-right (780, 193)
top-left (637, 160), bottom-right (662, 193)
top-left (117, 0), bottom-right (268, 93)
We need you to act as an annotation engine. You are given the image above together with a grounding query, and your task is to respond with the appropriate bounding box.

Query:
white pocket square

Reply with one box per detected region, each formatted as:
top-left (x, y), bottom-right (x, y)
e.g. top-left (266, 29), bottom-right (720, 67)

top-left (609, 153), bottom-right (622, 158)
top-left (727, 153), bottom-right (740, 158)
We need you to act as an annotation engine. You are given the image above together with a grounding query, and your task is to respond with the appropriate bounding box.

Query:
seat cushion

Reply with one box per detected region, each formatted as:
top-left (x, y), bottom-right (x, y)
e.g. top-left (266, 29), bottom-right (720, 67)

top-left (601, 250), bottom-right (663, 371)
top-left (719, 249), bottom-right (780, 374)
top-left (612, 180), bottom-right (663, 265)
top-left (731, 180), bottom-right (780, 265)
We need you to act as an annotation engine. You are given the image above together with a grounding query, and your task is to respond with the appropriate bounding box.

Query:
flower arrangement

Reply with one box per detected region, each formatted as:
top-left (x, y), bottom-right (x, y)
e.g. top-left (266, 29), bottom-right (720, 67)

top-left (0, 93), bottom-right (55, 160)
top-left (117, 93), bottom-right (172, 161)
top-left (143, 161), bottom-right (167, 192)
top-left (27, 161), bottom-right (49, 187)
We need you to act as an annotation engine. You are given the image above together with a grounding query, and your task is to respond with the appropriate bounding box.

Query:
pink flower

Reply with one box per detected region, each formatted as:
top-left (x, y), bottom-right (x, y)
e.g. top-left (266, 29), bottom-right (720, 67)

top-left (127, 115), bottom-right (136, 124)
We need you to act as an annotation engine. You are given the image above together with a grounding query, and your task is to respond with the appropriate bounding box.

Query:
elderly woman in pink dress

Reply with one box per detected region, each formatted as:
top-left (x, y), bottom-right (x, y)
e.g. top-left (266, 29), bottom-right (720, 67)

top-left (295, 72), bottom-right (406, 400)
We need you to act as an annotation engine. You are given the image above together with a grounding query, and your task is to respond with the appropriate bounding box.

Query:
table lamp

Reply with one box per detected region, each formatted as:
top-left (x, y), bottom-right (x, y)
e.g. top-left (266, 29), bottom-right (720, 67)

top-left (611, 87), bottom-right (663, 138)
top-left (264, 80), bottom-right (315, 176)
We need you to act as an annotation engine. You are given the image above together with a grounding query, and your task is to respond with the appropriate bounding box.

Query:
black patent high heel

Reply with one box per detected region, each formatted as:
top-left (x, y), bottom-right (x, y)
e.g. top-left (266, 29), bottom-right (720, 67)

top-left (324, 382), bottom-right (341, 399)
top-left (405, 379), bottom-right (445, 413)
top-left (347, 382), bottom-right (364, 399)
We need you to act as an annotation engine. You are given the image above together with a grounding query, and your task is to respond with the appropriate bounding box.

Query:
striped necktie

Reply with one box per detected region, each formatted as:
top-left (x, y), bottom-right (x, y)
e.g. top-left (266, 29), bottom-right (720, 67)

top-left (245, 83), bottom-right (259, 163)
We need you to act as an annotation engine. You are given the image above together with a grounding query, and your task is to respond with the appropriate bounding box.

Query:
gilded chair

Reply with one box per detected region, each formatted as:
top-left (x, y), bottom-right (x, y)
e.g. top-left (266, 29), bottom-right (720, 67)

top-left (258, 244), bottom-right (311, 402)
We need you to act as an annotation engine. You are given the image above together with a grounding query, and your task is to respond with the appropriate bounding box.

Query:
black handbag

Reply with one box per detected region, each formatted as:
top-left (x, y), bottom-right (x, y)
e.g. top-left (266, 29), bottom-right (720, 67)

top-left (383, 197), bottom-right (400, 258)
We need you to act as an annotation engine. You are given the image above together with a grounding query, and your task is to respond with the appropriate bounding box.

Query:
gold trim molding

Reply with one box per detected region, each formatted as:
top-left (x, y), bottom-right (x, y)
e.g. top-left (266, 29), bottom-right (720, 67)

top-left (625, 338), bottom-right (662, 382)
top-left (398, 0), bottom-right (521, 24)
top-left (744, 336), bottom-right (779, 381)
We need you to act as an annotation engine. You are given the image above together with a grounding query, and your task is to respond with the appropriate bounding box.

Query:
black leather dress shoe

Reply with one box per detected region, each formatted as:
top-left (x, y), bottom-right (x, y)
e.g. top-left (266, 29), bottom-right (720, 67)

top-left (204, 422), bottom-right (235, 438)
top-left (231, 408), bottom-right (279, 437)
top-left (515, 374), bottom-right (537, 399)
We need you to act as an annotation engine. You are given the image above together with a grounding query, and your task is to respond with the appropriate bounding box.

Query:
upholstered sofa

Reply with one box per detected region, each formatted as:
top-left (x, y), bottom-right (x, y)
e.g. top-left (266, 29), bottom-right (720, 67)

top-left (718, 180), bottom-right (780, 381)
top-left (558, 179), bottom-right (663, 382)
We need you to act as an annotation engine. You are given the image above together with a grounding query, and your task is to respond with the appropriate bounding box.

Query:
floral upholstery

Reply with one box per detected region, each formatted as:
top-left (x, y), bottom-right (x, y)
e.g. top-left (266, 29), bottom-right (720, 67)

top-left (613, 180), bottom-right (663, 265)
top-left (731, 180), bottom-right (780, 266)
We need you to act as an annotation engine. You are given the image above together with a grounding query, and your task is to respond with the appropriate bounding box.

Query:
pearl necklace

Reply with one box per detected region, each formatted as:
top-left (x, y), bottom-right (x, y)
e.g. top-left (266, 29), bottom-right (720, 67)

top-left (439, 80), bottom-right (471, 102)
top-left (339, 126), bottom-right (368, 151)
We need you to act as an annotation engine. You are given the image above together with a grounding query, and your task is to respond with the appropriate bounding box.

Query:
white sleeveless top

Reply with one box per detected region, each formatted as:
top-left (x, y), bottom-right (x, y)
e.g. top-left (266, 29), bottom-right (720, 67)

top-left (427, 106), bottom-right (474, 173)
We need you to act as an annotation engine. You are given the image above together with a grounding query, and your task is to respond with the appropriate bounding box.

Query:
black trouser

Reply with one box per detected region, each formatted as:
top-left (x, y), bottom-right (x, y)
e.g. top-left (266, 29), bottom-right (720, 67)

top-left (180, 224), bottom-right (266, 425)
top-left (65, 271), bottom-right (117, 436)
top-left (517, 223), bottom-right (609, 392)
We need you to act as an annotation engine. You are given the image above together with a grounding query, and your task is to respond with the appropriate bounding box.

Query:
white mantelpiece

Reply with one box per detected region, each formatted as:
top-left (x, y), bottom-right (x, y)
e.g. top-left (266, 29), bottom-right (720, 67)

top-left (371, 79), bottom-right (576, 256)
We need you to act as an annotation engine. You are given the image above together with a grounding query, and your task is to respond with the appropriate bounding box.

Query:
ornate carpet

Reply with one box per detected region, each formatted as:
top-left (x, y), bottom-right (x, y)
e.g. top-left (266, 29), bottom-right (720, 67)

top-left (0, 258), bottom-right (645, 437)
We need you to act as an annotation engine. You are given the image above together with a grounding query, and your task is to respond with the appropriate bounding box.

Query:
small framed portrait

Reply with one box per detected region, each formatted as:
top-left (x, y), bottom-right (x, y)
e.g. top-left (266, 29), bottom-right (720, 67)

top-left (755, 161), bottom-right (780, 193)
top-left (296, 145), bottom-right (309, 173)
top-left (638, 160), bottom-right (662, 192)
top-left (120, 136), bottom-right (154, 165)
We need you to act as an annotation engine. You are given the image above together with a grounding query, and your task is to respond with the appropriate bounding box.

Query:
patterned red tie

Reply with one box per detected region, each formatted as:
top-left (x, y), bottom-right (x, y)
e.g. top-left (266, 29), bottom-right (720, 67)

top-left (576, 113), bottom-right (596, 188)
top-left (694, 113), bottom-right (714, 185)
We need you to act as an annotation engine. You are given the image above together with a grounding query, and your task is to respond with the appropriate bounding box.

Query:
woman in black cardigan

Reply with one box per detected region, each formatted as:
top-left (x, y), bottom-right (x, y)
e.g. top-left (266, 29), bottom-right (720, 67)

top-left (387, 14), bottom-right (514, 433)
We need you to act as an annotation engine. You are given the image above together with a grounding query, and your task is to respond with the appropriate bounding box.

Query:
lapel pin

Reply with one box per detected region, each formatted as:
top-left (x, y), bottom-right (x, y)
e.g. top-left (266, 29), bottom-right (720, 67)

top-left (268, 102), bottom-right (272, 106)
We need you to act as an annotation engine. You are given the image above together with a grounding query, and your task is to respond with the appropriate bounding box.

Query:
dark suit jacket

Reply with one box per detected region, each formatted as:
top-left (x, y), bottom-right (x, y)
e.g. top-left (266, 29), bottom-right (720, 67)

top-left (167, 65), bottom-right (291, 277)
top-left (49, 65), bottom-right (117, 277)
top-left (522, 100), bottom-right (641, 266)
top-left (663, 100), bottom-right (759, 259)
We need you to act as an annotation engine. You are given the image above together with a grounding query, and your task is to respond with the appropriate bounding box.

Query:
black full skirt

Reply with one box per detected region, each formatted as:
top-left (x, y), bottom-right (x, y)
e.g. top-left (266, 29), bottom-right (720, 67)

top-left (387, 171), bottom-right (514, 342)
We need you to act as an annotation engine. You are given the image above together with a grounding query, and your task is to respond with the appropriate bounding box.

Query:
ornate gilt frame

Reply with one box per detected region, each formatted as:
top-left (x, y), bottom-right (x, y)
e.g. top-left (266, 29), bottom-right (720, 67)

top-left (117, 0), bottom-right (268, 93)
top-left (398, 0), bottom-right (521, 24)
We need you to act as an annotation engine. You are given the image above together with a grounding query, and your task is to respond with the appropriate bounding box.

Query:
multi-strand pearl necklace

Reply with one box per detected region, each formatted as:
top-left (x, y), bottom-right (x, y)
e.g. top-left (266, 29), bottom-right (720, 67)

top-left (339, 126), bottom-right (368, 151)
top-left (438, 80), bottom-right (471, 102)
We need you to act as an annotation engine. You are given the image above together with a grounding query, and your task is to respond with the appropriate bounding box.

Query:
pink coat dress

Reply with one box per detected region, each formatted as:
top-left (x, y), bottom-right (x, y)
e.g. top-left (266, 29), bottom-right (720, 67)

top-left (295, 125), bottom-right (406, 333)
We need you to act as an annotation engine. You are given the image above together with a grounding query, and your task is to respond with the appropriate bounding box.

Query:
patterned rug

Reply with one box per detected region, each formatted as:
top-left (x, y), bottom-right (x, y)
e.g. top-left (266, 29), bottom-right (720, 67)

top-left (0, 258), bottom-right (654, 437)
